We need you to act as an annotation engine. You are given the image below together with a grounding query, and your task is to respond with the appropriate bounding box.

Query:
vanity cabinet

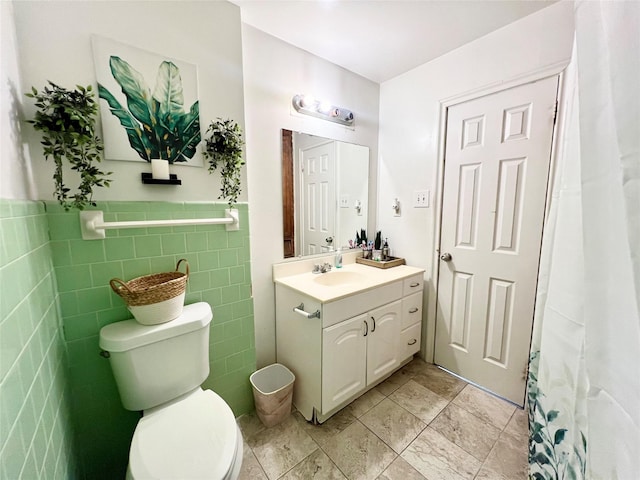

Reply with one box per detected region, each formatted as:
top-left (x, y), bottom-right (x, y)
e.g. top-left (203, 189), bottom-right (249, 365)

top-left (275, 268), bottom-right (424, 423)
top-left (322, 300), bottom-right (401, 413)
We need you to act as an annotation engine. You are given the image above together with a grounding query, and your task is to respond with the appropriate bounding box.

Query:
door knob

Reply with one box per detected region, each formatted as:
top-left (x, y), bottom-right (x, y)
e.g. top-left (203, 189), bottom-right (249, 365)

top-left (325, 236), bottom-right (333, 244)
top-left (440, 252), bottom-right (452, 262)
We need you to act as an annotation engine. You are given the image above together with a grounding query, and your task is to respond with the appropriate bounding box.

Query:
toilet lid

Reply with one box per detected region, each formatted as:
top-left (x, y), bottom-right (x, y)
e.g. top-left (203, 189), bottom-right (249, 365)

top-left (129, 389), bottom-right (238, 479)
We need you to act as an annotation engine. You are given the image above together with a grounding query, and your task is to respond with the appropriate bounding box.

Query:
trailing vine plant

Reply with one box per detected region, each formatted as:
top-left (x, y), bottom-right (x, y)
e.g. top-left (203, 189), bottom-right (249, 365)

top-left (203, 118), bottom-right (245, 208)
top-left (26, 81), bottom-right (111, 210)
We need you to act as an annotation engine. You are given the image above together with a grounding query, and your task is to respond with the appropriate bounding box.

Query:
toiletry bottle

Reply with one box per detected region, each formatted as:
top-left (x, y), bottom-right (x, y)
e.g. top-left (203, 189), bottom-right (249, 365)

top-left (382, 238), bottom-right (390, 260)
top-left (335, 247), bottom-right (343, 268)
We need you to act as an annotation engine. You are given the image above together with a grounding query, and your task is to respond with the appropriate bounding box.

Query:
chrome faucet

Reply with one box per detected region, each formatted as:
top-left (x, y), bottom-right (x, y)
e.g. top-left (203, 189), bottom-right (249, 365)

top-left (312, 263), bottom-right (333, 274)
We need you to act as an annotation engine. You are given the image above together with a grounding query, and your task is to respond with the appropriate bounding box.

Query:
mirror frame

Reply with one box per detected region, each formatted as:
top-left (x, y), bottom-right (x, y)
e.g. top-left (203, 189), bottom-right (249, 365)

top-left (281, 129), bottom-right (371, 259)
top-left (282, 130), bottom-right (295, 257)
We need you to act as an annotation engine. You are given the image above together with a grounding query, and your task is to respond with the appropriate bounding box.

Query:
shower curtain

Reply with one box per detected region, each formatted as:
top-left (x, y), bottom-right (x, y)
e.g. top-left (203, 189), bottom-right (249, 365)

top-left (528, 1), bottom-right (639, 479)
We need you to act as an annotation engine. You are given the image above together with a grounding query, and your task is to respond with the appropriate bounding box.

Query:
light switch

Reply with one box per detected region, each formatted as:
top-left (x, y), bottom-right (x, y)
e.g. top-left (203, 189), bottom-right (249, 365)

top-left (413, 190), bottom-right (430, 208)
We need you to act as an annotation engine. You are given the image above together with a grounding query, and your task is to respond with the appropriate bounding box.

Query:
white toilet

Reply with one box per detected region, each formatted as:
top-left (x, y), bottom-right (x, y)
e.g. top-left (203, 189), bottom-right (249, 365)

top-left (99, 302), bottom-right (243, 479)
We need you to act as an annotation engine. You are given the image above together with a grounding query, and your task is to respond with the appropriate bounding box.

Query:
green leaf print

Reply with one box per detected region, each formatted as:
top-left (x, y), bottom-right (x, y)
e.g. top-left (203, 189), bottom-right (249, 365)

top-left (99, 56), bottom-right (201, 163)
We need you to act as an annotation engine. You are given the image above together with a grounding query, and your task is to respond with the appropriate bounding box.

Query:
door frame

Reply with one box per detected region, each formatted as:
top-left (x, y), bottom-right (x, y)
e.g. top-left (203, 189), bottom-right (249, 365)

top-left (423, 62), bottom-right (569, 363)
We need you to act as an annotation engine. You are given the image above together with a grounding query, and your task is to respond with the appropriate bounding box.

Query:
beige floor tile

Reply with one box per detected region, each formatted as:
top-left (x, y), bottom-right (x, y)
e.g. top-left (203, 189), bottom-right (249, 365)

top-left (279, 449), bottom-right (346, 480)
top-left (375, 367), bottom-right (415, 396)
top-left (400, 357), bottom-right (432, 376)
top-left (344, 387), bottom-right (386, 418)
top-left (452, 385), bottom-right (515, 430)
top-left (503, 407), bottom-right (528, 444)
top-left (237, 412), bottom-right (267, 439)
top-left (239, 361), bottom-right (530, 480)
top-left (237, 441), bottom-right (268, 480)
top-left (294, 408), bottom-right (356, 449)
top-left (401, 427), bottom-right (481, 480)
top-left (322, 421), bottom-right (397, 480)
top-left (360, 398), bottom-right (426, 453)
top-left (245, 415), bottom-right (319, 480)
top-left (377, 456), bottom-right (427, 480)
top-left (481, 432), bottom-right (528, 480)
top-left (411, 364), bottom-right (467, 401)
top-left (429, 403), bottom-right (501, 461)
top-left (474, 466), bottom-right (513, 480)
top-left (389, 380), bottom-right (449, 424)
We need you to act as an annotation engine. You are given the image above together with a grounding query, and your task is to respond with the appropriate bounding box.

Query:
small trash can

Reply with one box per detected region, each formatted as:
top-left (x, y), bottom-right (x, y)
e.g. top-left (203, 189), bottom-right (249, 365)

top-left (250, 363), bottom-right (295, 427)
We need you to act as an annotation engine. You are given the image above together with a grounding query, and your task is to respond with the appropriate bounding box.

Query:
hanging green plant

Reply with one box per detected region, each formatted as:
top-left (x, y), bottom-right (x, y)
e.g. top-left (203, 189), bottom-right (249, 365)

top-left (203, 118), bottom-right (245, 208)
top-left (26, 81), bottom-right (112, 211)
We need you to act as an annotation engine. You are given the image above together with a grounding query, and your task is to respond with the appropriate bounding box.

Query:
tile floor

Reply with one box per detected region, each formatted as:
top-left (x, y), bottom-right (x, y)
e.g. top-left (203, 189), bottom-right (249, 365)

top-left (236, 358), bottom-right (529, 480)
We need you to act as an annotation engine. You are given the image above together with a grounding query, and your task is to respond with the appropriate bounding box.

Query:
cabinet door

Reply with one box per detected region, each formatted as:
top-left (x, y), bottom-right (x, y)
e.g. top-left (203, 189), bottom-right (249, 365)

top-left (366, 300), bottom-right (402, 386)
top-left (322, 313), bottom-right (367, 413)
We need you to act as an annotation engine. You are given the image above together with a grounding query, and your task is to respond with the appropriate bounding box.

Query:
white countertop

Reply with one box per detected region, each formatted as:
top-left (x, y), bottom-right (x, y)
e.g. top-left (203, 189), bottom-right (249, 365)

top-left (274, 262), bottom-right (424, 303)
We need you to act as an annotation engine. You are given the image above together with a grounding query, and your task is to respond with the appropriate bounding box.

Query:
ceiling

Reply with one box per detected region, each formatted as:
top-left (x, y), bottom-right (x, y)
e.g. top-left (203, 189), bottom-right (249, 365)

top-left (230, 0), bottom-right (558, 84)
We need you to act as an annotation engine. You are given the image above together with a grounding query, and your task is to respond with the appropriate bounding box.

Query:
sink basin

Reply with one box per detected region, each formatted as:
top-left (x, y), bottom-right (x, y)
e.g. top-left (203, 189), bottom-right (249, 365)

top-left (313, 270), bottom-right (364, 287)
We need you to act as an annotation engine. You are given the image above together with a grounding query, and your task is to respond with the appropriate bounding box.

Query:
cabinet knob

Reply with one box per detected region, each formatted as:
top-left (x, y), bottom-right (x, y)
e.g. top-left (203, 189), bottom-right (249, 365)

top-left (410, 282), bottom-right (420, 288)
top-left (408, 339), bottom-right (417, 345)
top-left (371, 316), bottom-right (376, 333)
top-left (408, 307), bottom-right (419, 314)
top-left (363, 320), bottom-right (369, 336)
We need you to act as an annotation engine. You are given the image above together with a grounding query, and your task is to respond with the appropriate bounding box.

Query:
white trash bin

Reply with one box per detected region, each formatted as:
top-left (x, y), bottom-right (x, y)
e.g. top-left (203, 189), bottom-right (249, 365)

top-left (250, 364), bottom-right (295, 427)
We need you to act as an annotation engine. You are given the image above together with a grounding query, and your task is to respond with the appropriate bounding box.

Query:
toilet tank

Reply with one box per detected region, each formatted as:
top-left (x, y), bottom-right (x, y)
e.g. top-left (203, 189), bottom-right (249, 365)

top-left (99, 302), bottom-right (213, 411)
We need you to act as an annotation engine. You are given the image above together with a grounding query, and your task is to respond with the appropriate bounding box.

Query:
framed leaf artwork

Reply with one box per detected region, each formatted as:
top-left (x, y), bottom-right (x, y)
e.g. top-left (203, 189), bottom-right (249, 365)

top-left (92, 35), bottom-right (203, 166)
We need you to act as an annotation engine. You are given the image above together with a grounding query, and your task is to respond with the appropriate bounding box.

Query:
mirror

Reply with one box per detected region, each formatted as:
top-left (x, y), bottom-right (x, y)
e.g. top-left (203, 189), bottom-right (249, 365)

top-left (282, 129), bottom-right (369, 258)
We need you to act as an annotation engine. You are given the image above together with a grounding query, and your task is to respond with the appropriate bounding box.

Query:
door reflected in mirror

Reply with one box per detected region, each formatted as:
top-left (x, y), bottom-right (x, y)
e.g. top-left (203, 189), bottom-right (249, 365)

top-left (282, 130), bottom-right (369, 258)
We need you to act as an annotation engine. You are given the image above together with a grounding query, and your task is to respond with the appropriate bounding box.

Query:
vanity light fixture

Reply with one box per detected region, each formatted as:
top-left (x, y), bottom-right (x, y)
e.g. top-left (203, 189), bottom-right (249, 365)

top-left (292, 94), bottom-right (355, 126)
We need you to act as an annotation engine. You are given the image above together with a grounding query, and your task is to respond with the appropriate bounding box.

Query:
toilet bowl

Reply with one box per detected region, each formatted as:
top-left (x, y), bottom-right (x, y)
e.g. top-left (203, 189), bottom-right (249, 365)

top-left (126, 389), bottom-right (243, 480)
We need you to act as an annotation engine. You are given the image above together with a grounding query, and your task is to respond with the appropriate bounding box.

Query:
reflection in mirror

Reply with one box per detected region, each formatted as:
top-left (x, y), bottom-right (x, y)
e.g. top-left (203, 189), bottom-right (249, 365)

top-left (282, 130), bottom-right (369, 258)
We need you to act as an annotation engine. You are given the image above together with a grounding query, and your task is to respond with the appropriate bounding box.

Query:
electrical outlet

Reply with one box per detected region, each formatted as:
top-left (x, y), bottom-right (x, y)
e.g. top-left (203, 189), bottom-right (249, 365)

top-left (413, 190), bottom-right (430, 208)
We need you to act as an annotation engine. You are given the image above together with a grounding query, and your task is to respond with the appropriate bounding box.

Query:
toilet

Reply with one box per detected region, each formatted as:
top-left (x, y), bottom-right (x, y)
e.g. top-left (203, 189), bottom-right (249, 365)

top-left (99, 302), bottom-right (243, 479)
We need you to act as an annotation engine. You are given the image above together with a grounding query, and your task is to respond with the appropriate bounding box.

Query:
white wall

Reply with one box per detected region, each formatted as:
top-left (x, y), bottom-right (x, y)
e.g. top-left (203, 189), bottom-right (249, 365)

top-left (1, 1), bottom-right (32, 200)
top-left (12, 0), bottom-right (245, 203)
top-left (242, 25), bottom-right (380, 366)
top-left (377, 1), bottom-right (575, 360)
top-left (337, 142), bottom-right (369, 250)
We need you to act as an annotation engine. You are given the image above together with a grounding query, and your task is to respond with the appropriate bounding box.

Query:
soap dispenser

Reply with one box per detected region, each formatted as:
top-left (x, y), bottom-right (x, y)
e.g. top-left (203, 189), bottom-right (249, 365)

top-left (382, 238), bottom-right (390, 260)
top-left (335, 247), bottom-right (343, 268)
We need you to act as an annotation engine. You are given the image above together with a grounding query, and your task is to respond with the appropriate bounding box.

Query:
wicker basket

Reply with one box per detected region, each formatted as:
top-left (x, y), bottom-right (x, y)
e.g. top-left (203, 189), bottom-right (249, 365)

top-left (110, 259), bottom-right (189, 325)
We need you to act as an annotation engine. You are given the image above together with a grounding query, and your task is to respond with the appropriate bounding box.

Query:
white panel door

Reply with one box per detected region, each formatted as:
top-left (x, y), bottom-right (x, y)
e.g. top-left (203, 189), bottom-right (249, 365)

top-left (322, 313), bottom-right (367, 413)
top-left (301, 142), bottom-right (336, 255)
top-left (435, 76), bottom-right (558, 405)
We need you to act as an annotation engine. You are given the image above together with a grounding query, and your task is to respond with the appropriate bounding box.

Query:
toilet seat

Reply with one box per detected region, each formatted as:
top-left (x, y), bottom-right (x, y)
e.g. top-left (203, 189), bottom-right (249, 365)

top-left (129, 389), bottom-right (239, 479)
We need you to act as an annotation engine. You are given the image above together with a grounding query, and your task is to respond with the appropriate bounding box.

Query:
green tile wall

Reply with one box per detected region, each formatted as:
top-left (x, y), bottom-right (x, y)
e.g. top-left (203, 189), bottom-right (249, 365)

top-left (46, 201), bottom-right (256, 479)
top-left (0, 200), bottom-right (77, 479)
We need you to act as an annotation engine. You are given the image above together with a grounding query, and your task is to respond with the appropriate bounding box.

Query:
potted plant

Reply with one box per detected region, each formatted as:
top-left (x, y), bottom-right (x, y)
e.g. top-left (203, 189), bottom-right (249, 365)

top-left (203, 118), bottom-right (245, 208)
top-left (26, 81), bottom-right (111, 211)
top-left (97, 56), bottom-right (201, 178)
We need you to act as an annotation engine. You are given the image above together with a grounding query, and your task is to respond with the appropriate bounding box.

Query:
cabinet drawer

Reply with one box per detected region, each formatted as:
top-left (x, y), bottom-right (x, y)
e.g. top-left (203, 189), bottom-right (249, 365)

top-left (401, 323), bottom-right (421, 360)
top-left (401, 292), bottom-right (422, 330)
top-left (403, 274), bottom-right (423, 297)
top-left (323, 281), bottom-right (403, 327)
